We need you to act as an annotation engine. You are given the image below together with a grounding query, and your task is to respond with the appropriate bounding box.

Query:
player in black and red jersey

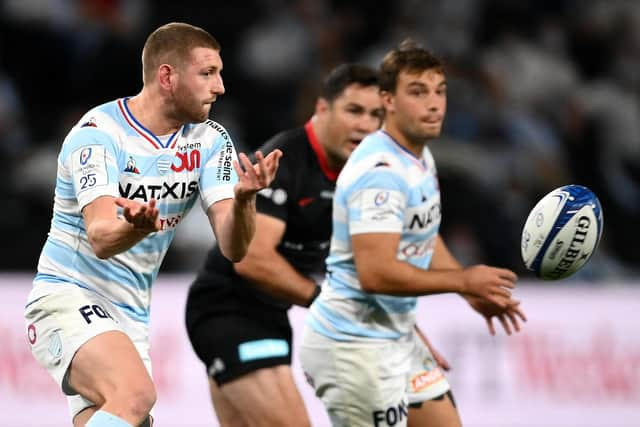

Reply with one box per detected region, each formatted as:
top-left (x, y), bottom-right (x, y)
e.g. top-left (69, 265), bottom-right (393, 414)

top-left (184, 64), bottom-right (384, 426)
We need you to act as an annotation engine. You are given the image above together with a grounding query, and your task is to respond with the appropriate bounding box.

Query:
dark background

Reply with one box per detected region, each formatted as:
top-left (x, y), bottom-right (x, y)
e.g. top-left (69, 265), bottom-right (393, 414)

top-left (1, 0), bottom-right (638, 281)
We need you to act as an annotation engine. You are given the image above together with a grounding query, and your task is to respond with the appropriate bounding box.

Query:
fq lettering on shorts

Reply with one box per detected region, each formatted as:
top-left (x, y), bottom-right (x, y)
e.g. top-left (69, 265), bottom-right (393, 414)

top-left (79, 305), bottom-right (114, 324)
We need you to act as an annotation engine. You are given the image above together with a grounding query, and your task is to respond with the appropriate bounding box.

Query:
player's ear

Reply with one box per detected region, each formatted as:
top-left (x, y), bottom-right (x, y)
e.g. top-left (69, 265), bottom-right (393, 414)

top-left (315, 97), bottom-right (330, 115)
top-left (380, 91), bottom-right (395, 113)
top-left (157, 64), bottom-right (174, 90)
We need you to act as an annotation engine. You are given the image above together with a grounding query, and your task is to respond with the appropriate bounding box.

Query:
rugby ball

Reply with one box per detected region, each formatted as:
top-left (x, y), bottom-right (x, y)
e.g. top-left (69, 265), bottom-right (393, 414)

top-left (521, 185), bottom-right (603, 280)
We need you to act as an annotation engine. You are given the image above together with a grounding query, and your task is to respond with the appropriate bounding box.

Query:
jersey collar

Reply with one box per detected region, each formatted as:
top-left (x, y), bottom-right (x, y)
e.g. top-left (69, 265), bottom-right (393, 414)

top-left (117, 98), bottom-right (182, 150)
top-left (305, 120), bottom-right (340, 182)
top-left (380, 130), bottom-right (427, 171)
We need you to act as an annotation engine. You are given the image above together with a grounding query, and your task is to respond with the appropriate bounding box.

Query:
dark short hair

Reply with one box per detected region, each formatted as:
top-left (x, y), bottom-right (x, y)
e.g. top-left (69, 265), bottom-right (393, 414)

top-left (142, 22), bottom-right (221, 84)
top-left (320, 63), bottom-right (379, 103)
top-left (379, 39), bottom-right (443, 93)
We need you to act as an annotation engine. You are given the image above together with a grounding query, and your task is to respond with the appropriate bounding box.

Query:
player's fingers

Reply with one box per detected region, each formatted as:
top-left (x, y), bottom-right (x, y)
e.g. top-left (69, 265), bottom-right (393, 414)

top-left (492, 286), bottom-right (512, 299)
top-left (122, 206), bottom-right (133, 222)
top-left (506, 311), bottom-right (521, 333)
top-left (498, 314), bottom-right (512, 335)
top-left (239, 153), bottom-right (256, 179)
top-left (254, 151), bottom-right (268, 179)
top-left (265, 149), bottom-right (282, 171)
top-left (232, 159), bottom-right (244, 178)
top-left (498, 268), bottom-right (518, 283)
top-left (136, 205), bottom-right (147, 218)
top-left (496, 277), bottom-right (516, 289)
top-left (488, 293), bottom-right (509, 309)
top-left (114, 197), bottom-right (129, 208)
top-left (486, 317), bottom-right (496, 336)
top-left (512, 306), bottom-right (528, 323)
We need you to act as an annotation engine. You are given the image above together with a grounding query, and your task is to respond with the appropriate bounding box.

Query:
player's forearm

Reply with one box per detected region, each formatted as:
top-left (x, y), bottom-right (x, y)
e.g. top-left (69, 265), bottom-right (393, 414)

top-left (235, 252), bottom-right (318, 306)
top-left (359, 259), bottom-right (466, 296)
top-left (217, 197), bottom-right (256, 262)
top-left (86, 218), bottom-right (148, 259)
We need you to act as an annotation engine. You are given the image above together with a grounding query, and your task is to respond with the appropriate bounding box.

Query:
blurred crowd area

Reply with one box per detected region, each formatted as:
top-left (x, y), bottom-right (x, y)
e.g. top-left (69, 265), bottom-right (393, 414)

top-left (1, 0), bottom-right (638, 281)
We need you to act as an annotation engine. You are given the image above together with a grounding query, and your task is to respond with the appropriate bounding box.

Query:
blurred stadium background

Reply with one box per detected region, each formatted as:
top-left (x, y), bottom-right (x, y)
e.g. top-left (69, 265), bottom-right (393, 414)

top-left (0, 1), bottom-right (638, 426)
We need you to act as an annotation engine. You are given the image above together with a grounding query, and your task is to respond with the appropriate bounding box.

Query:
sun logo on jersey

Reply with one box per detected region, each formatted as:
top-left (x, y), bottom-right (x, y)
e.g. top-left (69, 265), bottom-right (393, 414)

top-left (124, 156), bottom-right (140, 174)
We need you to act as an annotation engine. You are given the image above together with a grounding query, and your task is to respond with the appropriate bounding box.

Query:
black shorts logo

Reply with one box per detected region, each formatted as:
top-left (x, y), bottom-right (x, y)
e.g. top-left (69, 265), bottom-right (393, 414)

top-left (373, 400), bottom-right (408, 426)
top-left (79, 304), bottom-right (114, 324)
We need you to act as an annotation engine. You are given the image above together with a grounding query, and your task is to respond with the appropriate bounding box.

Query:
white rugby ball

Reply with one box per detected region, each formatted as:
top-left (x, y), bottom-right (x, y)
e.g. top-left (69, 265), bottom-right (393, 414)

top-left (521, 185), bottom-right (603, 280)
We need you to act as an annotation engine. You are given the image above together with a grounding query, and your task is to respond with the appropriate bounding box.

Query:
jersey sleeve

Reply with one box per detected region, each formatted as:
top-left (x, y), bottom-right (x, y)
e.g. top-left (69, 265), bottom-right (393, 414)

top-left (59, 127), bottom-right (120, 210)
top-left (346, 165), bottom-right (408, 235)
top-left (199, 127), bottom-right (238, 210)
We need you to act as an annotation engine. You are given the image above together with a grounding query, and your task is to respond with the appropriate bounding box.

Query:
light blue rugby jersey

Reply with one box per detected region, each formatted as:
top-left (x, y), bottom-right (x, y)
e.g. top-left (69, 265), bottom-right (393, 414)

top-left (307, 130), bottom-right (441, 341)
top-left (30, 98), bottom-right (238, 323)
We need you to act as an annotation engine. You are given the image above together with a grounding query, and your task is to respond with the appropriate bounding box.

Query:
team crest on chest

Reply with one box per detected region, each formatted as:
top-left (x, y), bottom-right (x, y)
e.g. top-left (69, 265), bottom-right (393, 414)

top-left (156, 154), bottom-right (173, 175)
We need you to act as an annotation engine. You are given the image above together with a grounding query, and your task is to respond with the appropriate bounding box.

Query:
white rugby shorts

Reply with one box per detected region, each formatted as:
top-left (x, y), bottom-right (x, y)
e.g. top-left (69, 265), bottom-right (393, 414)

top-left (24, 283), bottom-right (152, 419)
top-left (299, 326), bottom-right (450, 427)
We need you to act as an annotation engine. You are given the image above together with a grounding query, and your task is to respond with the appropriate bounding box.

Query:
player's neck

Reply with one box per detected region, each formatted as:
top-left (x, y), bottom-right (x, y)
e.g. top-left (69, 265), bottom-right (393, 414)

top-left (382, 122), bottom-right (426, 158)
top-left (126, 91), bottom-right (182, 136)
top-left (309, 119), bottom-right (345, 171)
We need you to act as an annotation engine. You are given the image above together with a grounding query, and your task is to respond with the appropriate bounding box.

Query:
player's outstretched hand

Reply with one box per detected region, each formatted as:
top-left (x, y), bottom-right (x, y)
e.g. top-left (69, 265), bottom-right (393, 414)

top-left (461, 264), bottom-right (517, 308)
top-left (233, 149), bottom-right (283, 202)
top-left (115, 197), bottom-right (161, 234)
top-left (466, 295), bottom-right (527, 336)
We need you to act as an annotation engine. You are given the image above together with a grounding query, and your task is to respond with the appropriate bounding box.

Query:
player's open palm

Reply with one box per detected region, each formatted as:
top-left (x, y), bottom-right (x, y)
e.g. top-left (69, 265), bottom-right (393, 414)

top-left (115, 197), bottom-right (161, 234)
top-left (233, 149), bottom-right (283, 201)
top-left (461, 264), bottom-right (517, 308)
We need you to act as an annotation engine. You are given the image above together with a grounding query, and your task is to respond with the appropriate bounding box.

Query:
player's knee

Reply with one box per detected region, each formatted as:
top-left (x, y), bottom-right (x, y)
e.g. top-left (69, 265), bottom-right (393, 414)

top-left (115, 382), bottom-right (156, 422)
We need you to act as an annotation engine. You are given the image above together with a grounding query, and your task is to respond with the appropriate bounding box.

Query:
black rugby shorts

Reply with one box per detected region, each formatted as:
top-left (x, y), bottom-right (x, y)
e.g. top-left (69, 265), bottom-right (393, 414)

top-left (186, 307), bottom-right (292, 385)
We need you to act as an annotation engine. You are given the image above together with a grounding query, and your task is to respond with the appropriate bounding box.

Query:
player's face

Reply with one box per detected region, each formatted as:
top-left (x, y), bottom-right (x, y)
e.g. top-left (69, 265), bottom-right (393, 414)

top-left (324, 84), bottom-right (384, 163)
top-left (386, 69), bottom-right (446, 143)
top-left (173, 47), bottom-right (225, 122)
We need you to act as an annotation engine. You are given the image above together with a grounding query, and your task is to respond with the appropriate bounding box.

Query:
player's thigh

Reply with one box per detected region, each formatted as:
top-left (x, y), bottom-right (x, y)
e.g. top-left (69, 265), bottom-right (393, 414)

top-left (189, 308), bottom-right (304, 424)
top-left (220, 365), bottom-right (309, 421)
top-left (408, 392), bottom-right (461, 427)
top-left (208, 377), bottom-right (249, 427)
top-left (300, 327), bottom-right (410, 427)
top-left (68, 329), bottom-right (154, 405)
top-left (25, 285), bottom-right (150, 398)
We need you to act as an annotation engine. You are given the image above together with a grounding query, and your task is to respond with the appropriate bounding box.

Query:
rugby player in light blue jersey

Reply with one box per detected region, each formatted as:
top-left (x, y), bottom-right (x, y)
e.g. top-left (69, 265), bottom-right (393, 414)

top-left (300, 40), bottom-right (526, 427)
top-left (24, 22), bottom-right (281, 427)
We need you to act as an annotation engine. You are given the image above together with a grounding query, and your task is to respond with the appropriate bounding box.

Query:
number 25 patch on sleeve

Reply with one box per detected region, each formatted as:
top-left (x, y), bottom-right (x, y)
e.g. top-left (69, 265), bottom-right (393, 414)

top-left (71, 145), bottom-right (109, 194)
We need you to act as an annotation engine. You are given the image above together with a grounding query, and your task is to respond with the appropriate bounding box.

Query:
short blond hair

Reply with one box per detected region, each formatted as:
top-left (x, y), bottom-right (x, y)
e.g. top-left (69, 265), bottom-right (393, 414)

top-left (141, 22), bottom-right (220, 84)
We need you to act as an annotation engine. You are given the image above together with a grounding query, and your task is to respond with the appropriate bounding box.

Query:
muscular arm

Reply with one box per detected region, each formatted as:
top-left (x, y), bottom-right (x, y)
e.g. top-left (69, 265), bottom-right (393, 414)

top-left (207, 149), bottom-right (282, 263)
top-left (352, 232), bottom-right (465, 296)
top-left (352, 232), bottom-right (514, 306)
top-left (83, 196), bottom-right (159, 259)
top-left (207, 197), bottom-right (256, 263)
top-left (233, 213), bottom-right (319, 306)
